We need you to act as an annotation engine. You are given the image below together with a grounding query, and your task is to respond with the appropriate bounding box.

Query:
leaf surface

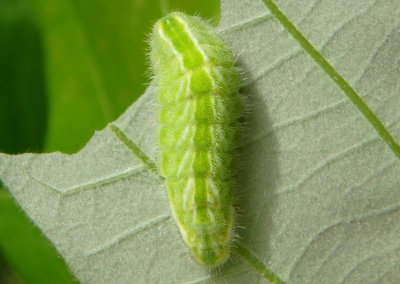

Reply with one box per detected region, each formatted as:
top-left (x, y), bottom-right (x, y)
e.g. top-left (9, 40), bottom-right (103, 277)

top-left (1, 0), bottom-right (400, 283)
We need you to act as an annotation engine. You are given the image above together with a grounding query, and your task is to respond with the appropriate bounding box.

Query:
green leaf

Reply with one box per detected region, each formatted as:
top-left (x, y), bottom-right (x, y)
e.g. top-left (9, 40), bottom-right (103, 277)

top-left (0, 247), bottom-right (23, 284)
top-left (30, 0), bottom-right (219, 153)
top-left (0, 189), bottom-right (78, 284)
top-left (0, 0), bottom-right (47, 154)
top-left (0, 1), bottom-right (76, 283)
top-left (1, 0), bottom-right (400, 282)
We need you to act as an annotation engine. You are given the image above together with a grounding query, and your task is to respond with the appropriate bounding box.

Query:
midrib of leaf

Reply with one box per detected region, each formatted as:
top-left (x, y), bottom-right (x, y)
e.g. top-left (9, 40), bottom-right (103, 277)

top-left (109, 124), bottom-right (159, 176)
top-left (262, 0), bottom-right (400, 160)
top-left (236, 243), bottom-right (285, 284)
top-left (109, 124), bottom-right (285, 283)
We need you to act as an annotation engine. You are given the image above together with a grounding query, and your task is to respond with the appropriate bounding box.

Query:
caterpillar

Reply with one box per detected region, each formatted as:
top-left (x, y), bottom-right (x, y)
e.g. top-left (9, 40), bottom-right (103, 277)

top-left (150, 12), bottom-right (241, 266)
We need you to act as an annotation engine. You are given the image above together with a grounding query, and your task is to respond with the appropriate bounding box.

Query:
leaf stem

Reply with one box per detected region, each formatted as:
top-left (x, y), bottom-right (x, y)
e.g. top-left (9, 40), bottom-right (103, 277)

top-left (262, 0), bottom-right (400, 160)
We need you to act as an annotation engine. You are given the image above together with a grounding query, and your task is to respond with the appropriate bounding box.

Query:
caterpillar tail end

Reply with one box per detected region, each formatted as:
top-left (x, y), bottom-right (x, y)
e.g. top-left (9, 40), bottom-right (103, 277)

top-left (192, 244), bottom-right (230, 267)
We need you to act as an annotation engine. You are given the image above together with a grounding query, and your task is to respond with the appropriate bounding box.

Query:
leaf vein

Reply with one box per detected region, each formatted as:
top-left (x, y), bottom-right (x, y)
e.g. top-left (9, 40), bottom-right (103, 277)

top-left (288, 204), bottom-right (400, 279)
top-left (339, 246), bottom-right (400, 283)
top-left (262, 0), bottom-right (400, 160)
top-left (218, 13), bottom-right (274, 34)
top-left (85, 214), bottom-right (171, 256)
top-left (236, 242), bottom-right (286, 284)
top-left (109, 124), bottom-right (160, 178)
top-left (279, 135), bottom-right (381, 195)
top-left (24, 165), bottom-right (145, 196)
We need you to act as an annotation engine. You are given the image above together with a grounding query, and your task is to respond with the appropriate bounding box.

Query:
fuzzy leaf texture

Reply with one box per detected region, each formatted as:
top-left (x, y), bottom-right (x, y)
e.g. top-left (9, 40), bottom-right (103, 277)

top-left (1, 0), bottom-right (400, 283)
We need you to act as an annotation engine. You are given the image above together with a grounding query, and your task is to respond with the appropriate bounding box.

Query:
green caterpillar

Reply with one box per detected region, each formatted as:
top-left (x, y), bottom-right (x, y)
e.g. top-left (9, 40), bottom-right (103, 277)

top-left (150, 12), bottom-right (241, 266)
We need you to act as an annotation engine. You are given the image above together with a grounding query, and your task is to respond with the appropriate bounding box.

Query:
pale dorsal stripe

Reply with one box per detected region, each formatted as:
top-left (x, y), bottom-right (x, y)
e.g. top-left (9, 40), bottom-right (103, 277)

top-left (175, 15), bottom-right (210, 63)
top-left (158, 24), bottom-right (185, 72)
top-left (175, 15), bottom-right (217, 90)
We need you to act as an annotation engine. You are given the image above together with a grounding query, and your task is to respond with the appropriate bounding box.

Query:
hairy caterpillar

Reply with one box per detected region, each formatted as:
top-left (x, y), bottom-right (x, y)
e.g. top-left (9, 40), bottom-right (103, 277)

top-left (150, 12), bottom-right (241, 266)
